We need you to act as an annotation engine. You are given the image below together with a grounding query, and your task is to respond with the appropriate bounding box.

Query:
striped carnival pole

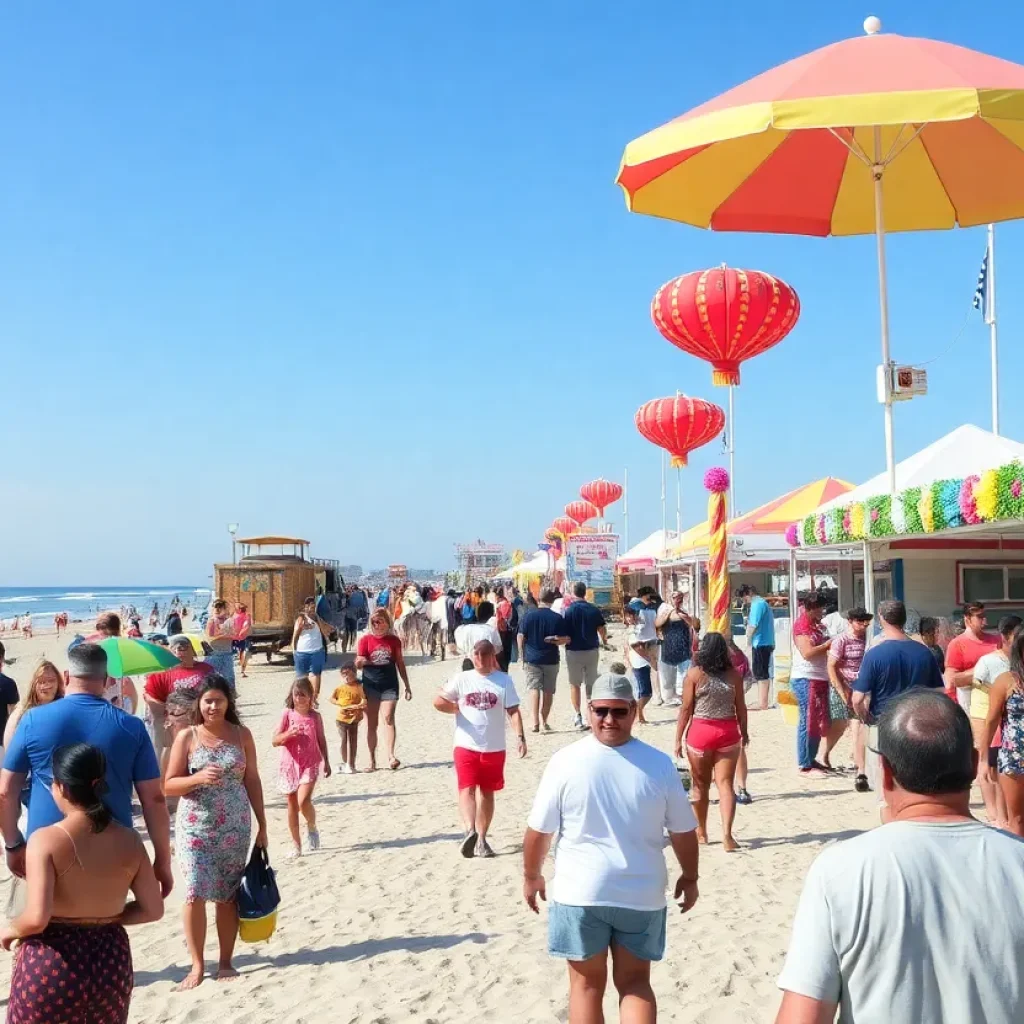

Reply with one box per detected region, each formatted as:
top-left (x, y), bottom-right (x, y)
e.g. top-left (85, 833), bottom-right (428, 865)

top-left (704, 467), bottom-right (730, 636)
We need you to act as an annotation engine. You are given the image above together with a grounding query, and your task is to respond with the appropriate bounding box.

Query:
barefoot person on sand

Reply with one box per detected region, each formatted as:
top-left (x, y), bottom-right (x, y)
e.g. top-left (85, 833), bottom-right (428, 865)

top-left (434, 639), bottom-right (526, 859)
top-left (523, 671), bottom-right (700, 1023)
top-left (273, 677), bottom-right (330, 858)
top-left (355, 609), bottom-right (411, 771)
top-left (675, 632), bottom-right (747, 851)
top-left (164, 676), bottom-right (267, 989)
top-left (1, 744), bottom-right (164, 1024)
top-left (330, 663), bottom-right (366, 774)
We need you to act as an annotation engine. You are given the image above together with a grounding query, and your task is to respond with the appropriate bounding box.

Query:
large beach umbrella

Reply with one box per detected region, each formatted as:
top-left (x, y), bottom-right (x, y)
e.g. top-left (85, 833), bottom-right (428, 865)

top-left (617, 18), bottom-right (1024, 492)
top-left (98, 637), bottom-right (180, 677)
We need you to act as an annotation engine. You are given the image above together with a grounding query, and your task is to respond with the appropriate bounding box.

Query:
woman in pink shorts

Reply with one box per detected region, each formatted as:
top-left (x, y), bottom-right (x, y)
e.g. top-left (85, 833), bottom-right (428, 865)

top-left (674, 632), bottom-right (748, 852)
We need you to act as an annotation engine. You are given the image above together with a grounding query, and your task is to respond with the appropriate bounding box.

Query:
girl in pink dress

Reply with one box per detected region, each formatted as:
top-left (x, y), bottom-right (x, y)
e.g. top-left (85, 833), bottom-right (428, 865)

top-left (272, 677), bottom-right (331, 858)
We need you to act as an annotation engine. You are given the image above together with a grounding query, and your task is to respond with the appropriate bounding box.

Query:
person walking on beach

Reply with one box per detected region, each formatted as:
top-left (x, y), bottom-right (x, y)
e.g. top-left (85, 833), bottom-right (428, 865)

top-left (824, 607), bottom-right (873, 788)
top-left (273, 677), bottom-right (330, 858)
top-left (164, 605), bottom-right (183, 638)
top-left (454, 601), bottom-right (503, 666)
top-left (981, 624), bottom-right (1024, 835)
top-left (434, 639), bottom-right (526, 858)
top-left (0, 643), bottom-right (173, 898)
top-left (790, 594), bottom-right (832, 778)
top-left (674, 633), bottom-right (747, 851)
top-left (88, 613), bottom-right (139, 712)
top-left (143, 635), bottom-right (215, 768)
top-left (851, 600), bottom-right (944, 794)
top-left (203, 600), bottom-right (238, 687)
top-left (4, 660), bottom-right (62, 750)
top-left (945, 601), bottom-right (998, 713)
top-left (232, 603), bottom-right (253, 679)
top-left (494, 586), bottom-right (518, 672)
top-left (624, 607), bottom-right (656, 725)
top-left (292, 597), bottom-right (333, 701)
top-left (562, 582), bottom-right (610, 731)
top-left (355, 609), bottom-right (412, 771)
top-left (0, 642), bottom-right (20, 757)
top-left (517, 590), bottom-right (570, 733)
top-left (655, 590), bottom-right (696, 707)
top-left (330, 663), bottom-right (366, 774)
top-left (776, 689), bottom-right (1024, 1024)
top-left (523, 671), bottom-right (700, 1023)
top-left (1, 743), bottom-right (164, 1024)
top-left (739, 585), bottom-right (775, 710)
top-left (164, 676), bottom-right (267, 989)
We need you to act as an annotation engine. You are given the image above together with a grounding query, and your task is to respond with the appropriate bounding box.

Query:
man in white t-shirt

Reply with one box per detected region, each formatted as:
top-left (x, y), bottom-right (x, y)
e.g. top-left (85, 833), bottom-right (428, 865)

top-left (523, 671), bottom-right (699, 1022)
top-left (453, 600), bottom-right (504, 667)
top-left (776, 689), bottom-right (1024, 1024)
top-left (434, 639), bottom-right (525, 859)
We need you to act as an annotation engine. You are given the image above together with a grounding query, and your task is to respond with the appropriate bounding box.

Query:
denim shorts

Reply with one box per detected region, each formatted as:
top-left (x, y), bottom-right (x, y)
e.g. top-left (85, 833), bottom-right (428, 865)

top-left (548, 902), bottom-right (667, 962)
top-left (632, 665), bottom-right (652, 699)
top-left (294, 649), bottom-right (326, 677)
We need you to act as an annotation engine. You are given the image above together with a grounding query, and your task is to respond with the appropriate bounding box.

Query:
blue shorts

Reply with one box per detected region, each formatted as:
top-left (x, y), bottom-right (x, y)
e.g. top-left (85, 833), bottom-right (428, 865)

top-left (548, 902), bottom-right (667, 962)
top-left (294, 649), bottom-right (326, 677)
top-left (632, 665), bottom-right (652, 699)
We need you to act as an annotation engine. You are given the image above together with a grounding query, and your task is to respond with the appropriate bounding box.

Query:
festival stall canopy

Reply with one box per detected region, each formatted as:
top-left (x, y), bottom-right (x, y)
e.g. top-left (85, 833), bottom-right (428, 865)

top-left (617, 530), bottom-right (680, 571)
top-left (492, 550), bottom-right (564, 580)
top-left (797, 425), bottom-right (1024, 546)
top-left (670, 477), bottom-right (854, 558)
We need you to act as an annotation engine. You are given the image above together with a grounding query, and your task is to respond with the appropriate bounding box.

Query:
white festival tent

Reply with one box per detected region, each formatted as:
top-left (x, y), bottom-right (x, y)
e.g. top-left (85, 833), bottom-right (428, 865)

top-left (491, 550), bottom-right (564, 580)
top-left (794, 424), bottom-right (1024, 623)
top-left (617, 529), bottom-right (680, 571)
top-left (812, 424), bottom-right (1024, 516)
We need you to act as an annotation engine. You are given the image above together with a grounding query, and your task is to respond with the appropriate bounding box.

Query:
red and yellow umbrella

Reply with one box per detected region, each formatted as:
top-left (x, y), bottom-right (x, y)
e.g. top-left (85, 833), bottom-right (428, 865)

top-left (617, 21), bottom-right (1024, 491)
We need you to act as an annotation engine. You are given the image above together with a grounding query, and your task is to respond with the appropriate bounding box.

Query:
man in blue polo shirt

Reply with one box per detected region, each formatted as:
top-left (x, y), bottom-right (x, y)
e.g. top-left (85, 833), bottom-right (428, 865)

top-left (0, 643), bottom-right (173, 895)
top-left (562, 582), bottom-right (610, 731)
top-left (852, 599), bottom-right (944, 793)
top-left (518, 590), bottom-right (570, 733)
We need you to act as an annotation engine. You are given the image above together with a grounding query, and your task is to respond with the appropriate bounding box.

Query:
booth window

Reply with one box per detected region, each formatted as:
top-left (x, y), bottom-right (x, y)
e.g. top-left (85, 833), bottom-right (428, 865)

top-left (960, 563), bottom-right (1024, 603)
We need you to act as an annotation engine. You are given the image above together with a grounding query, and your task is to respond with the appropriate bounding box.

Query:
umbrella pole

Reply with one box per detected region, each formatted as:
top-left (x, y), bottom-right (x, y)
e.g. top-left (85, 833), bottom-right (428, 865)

top-left (728, 384), bottom-right (737, 513)
top-left (872, 127), bottom-right (897, 495)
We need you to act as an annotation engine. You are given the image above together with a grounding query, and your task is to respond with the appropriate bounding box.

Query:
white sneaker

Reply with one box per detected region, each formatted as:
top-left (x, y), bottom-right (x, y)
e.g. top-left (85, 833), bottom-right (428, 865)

top-left (307, 829), bottom-right (321, 852)
top-left (286, 844), bottom-right (302, 860)
top-left (665, 699), bottom-right (682, 707)
top-left (341, 763), bottom-right (355, 775)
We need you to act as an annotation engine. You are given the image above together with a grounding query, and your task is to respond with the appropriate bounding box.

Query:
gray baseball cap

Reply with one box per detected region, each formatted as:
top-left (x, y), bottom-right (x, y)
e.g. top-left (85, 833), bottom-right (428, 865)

top-left (590, 672), bottom-right (635, 702)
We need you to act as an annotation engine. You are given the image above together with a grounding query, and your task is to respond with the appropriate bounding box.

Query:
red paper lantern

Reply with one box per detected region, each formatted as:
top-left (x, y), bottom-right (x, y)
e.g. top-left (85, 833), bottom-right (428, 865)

top-left (551, 517), bottom-right (578, 538)
top-left (635, 395), bottom-right (725, 468)
top-left (565, 500), bottom-right (598, 525)
top-left (651, 267), bottom-right (799, 386)
top-left (580, 479), bottom-right (623, 518)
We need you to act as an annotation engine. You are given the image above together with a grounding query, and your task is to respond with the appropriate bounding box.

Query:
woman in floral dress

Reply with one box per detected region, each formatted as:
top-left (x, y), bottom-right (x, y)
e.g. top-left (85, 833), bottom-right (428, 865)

top-left (982, 625), bottom-right (1024, 837)
top-left (164, 676), bottom-right (267, 990)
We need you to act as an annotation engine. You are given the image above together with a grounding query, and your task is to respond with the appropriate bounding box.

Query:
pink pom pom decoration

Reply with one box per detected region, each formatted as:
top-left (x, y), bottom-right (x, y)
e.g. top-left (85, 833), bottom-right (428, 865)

top-left (870, 507), bottom-right (879, 522)
top-left (842, 509), bottom-right (852, 533)
top-left (815, 514), bottom-right (827, 544)
top-left (959, 475), bottom-right (981, 525)
top-left (1014, 478), bottom-right (1023, 500)
top-left (785, 524), bottom-right (799, 546)
top-left (703, 467), bottom-right (730, 494)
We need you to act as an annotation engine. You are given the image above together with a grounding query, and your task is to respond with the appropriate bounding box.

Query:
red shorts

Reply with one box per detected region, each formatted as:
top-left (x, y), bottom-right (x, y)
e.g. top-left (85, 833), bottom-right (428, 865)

top-left (686, 717), bottom-right (741, 753)
top-left (454, 747), bottom-right (506, 791)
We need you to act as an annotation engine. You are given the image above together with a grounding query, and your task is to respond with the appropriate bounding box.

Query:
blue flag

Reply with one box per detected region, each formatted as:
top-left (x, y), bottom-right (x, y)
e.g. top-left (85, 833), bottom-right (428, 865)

top-left (973, 248), bottom-right (990, 321)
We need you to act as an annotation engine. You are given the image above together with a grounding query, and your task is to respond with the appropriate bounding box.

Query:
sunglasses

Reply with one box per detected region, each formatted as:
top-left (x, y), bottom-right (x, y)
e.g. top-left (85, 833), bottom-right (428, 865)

top-left (591, 706), bottom-right (630, 719)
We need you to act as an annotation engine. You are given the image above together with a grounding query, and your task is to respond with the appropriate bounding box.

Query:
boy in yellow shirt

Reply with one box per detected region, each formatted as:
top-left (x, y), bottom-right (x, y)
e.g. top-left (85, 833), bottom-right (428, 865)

top-left (330, 663), bottom-right (367, 774)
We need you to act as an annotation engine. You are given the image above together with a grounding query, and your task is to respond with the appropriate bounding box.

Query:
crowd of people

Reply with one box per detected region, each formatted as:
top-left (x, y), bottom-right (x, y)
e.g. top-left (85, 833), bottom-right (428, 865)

top-left (0, 579), bottom-right (1023, 1022)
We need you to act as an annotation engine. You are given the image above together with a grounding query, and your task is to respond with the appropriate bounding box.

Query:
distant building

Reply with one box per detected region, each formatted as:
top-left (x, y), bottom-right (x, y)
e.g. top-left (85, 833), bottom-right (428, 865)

top-left (455, 541), bottom-right (506, 587)
top-left (339, 565), bottom-right (363, 581)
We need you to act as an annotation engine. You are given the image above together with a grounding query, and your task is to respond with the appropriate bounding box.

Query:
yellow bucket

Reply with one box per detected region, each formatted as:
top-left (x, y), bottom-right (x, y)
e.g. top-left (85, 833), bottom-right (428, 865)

top-left (777, 686), bottom-right (799, 727)
top-left (238, 910), bottom-right (277, 944)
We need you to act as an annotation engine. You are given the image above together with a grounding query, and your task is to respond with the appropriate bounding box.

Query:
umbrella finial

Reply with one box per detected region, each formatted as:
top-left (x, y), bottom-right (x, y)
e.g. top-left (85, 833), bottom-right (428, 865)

top-left (863, 15), bottom-right (881, 34)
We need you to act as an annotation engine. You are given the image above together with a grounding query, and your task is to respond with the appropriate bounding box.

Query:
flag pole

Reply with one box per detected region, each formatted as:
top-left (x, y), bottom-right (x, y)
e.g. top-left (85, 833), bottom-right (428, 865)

top-left (623, 467), bottom-right (629, 552)
top-left (988, 223), bottom-right (1000, 436)
top-left (660, 451), bottom-right (667, 559)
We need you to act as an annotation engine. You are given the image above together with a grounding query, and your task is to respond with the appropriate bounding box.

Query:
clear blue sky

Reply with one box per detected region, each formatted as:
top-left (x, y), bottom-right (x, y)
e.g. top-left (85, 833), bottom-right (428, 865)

top-left (5, 1), bottom-right (1024, 584)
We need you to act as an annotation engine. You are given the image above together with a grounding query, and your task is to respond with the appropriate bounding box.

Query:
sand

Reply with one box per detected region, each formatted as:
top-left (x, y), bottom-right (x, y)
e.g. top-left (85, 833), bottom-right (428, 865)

top-left (0, 625), bottom-right (880, 1023)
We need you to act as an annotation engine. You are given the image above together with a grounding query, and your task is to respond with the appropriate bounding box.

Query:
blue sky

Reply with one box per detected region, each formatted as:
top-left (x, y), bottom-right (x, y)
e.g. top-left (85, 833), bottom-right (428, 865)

top-left (4, 1), bottom-right (1024, 584)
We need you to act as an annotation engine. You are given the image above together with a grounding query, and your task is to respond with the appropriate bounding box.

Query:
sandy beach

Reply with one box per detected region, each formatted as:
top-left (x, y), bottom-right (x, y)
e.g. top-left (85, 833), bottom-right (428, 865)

top-left (0, 625), bottom-right (880, 1023)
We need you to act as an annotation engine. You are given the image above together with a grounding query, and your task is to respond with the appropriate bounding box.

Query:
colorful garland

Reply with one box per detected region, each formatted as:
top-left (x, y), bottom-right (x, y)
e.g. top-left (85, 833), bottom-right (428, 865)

top-left (792, 460), bottom-right (1024, 546)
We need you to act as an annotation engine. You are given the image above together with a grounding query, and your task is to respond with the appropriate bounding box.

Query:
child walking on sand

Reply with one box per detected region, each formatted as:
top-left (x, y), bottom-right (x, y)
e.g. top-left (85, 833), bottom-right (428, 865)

top-left (273, 677), bottom-right (331, 858)
top-left (330, 664), bottom-right (367, 774)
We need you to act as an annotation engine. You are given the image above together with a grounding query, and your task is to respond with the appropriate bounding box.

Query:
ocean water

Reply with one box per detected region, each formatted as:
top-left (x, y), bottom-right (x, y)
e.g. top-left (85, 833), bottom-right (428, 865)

top-left (0, 586), bottom-right (210, 625)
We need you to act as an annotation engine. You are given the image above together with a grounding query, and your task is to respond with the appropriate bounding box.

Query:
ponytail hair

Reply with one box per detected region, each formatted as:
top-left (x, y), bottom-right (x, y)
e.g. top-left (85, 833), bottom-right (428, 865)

top-left (52, 744), bottom-right (112, 832)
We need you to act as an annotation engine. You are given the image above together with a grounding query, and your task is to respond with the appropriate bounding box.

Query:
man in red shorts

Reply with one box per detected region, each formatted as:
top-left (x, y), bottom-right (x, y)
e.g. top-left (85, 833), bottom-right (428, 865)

top-left (434, 639), bottom-right (526, 859)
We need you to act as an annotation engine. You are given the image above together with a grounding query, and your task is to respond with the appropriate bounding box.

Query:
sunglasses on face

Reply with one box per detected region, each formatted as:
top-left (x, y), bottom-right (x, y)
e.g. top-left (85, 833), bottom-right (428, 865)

top-left (591, 706), bottom-right (630, 719)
